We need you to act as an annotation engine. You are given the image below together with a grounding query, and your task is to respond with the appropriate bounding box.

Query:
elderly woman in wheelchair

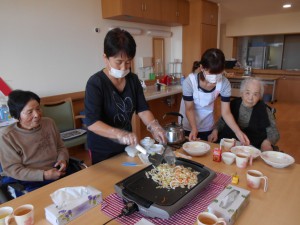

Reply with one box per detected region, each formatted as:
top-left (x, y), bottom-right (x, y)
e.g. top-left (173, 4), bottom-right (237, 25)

top-left (0, 90), bottom-right (71, 198)
top-left (209, 77), bottom-right (280, 151)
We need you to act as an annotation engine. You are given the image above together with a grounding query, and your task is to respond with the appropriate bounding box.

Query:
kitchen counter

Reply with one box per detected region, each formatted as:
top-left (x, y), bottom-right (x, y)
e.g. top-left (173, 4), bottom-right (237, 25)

top-left (225, 70), bottom-right (300, 102)
top-left (143, 85), bottom-right (182, 101)
top-left (1, 142), bottom-right (299, 225)
top-left (225, 74), bottom-right (279, 103)
top-left (226, 68), bottom-right (300, 76)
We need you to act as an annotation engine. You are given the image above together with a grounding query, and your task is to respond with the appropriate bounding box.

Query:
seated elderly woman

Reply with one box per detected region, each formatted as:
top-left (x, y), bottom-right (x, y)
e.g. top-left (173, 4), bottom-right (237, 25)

top-left (0, 90), bottom-right (69, 195)
top-left (210, 77), bottom-right (279, 151)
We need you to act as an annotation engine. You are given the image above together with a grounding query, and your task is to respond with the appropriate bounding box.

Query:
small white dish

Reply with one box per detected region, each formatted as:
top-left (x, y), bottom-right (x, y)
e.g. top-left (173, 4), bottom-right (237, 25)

top-left (231, 146), bottom-right (261, 159)
top-left (148, 144), bottom-right (164, 154)
top-left (221, 152), bottom-right (236, 165)
top-left (183, 141), bottom-right (211, 156)
top-left (140, 137), bottom-right (155, 149)
top-left (260, 151), bottom-right (295, 168)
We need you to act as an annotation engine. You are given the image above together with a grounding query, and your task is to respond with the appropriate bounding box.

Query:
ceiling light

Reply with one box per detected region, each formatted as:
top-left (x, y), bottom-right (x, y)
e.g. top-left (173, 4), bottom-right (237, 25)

top-left (146, 30), bottom-right (172, 38)
top-left (108, 26), bottom-right (142, 35)
top-left (283, 4), bottom-right (292, 8)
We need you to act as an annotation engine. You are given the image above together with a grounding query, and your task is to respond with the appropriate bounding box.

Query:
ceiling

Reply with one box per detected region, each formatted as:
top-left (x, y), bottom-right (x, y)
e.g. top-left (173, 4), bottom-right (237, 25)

top-left (208, 0), bottom-right (300, 23)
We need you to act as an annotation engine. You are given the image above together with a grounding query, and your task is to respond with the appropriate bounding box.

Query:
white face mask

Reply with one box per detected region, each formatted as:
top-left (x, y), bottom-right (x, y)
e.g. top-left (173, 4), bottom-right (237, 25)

top-left (107, 60), bottom-right (130, 79)
top-left (203, 72), bottom-right (222, 84)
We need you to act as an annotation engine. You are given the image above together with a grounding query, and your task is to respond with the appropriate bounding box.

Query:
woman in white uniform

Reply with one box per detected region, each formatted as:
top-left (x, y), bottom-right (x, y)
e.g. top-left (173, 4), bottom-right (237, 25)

top-left (179, 48), bottom-right (250, 145)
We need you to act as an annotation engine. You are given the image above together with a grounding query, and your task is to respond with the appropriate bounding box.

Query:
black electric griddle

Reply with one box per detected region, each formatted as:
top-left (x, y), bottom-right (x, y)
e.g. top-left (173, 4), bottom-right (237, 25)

top-left (115, 157), bottom-right (216, 219)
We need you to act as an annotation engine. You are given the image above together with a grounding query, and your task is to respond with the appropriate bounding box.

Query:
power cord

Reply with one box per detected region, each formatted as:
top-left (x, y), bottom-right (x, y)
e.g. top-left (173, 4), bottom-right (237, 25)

top-left (103, 201), bottom-right (138, 225)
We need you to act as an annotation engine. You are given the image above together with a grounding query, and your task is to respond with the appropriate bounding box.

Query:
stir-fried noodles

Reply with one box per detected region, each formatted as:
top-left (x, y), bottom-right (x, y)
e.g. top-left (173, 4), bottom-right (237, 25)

top-left (145, 164), bottom-right (199, 189)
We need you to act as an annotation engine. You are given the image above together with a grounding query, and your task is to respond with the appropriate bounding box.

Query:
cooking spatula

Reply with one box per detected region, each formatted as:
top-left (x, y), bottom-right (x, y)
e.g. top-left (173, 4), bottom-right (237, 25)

top-left (148, 145), bottom-right (176, 166)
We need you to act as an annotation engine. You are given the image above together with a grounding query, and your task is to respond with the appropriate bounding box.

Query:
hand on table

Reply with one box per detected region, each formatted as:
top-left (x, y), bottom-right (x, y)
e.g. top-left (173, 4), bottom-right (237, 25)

top-left (188, 129), bottom-right (199, 141)
top-left (208, 129), bottom-right (218, 142)
top-left (235, 130), bottom-right (250, 146)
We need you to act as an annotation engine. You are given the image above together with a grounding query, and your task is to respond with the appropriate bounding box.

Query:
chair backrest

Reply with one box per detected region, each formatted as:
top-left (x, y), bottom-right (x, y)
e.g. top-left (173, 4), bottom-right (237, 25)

top-left (265, 104), bottom-right (276, 119)
top-left (41, 98), bottom-right (75, 132)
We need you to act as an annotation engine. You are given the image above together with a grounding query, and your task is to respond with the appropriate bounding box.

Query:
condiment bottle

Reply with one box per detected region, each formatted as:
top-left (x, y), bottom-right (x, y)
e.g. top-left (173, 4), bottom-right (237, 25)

top-left (213, 147), bottom-right (222, 162)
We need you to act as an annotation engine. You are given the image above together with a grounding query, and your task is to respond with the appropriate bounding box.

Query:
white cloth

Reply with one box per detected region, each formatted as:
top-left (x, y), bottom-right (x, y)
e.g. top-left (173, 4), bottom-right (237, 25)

top-left (180, 73), bottom-right (222, 132)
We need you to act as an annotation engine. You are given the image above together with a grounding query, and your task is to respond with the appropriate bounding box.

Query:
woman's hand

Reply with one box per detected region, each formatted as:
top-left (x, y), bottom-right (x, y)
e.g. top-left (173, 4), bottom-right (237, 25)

top-left (235, 130), bottom-right (250, 146)
top-left (261, 139), bottom-right (273, 151)
top-left (43, 168), bottom-right (65, 181)
top-left (115, 129), bottom-right (138, 146)
top-left (208, 129), bottom-right (218, 142)
top-left (43, 160), bottom-right (67, 180)
top-left (189, 128), bottom-right (199, 141)
top-left (147, 119), bottom-right (167, 144)
top-left (54, 160), bottom-right (68, 172)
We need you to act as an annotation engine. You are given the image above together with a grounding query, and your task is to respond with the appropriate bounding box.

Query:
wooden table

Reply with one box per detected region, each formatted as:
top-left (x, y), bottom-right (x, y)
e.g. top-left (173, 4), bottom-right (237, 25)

top-left (1, 142), bottom-right (299, 225)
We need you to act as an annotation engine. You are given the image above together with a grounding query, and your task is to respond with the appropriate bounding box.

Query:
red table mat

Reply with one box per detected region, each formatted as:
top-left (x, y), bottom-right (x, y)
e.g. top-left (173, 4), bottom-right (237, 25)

top-left (101, 172), bottom-right (231, 225)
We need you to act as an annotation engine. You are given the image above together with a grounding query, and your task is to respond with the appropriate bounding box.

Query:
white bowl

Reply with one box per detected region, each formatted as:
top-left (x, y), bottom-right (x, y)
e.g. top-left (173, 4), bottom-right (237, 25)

top-left (260, 151), bottom-right (295, 168)
top-left (183, 141), bottom-right (211, 156)
top-left (230, 146), bottom-right (261, 159)
top-left (222, 152), bottom-right (236, 165)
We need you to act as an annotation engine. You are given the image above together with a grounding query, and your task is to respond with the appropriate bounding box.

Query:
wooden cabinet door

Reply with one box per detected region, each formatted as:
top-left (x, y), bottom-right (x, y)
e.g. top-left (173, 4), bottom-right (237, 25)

top-left (161, 0), bottom-right (178, 23)
top-left (143, 0), bottom-right (161, 21)
top-left (277, 76), bottom-right (300, 102)
top-left (201, 24), bottom-right (218, 54)
top-left (177, 0), bottom-right (189, 25)
top-left (122, 0), bottom-right (161, 21)
top-left (138, 94), bottom-right (183, 139)
top-left (122, 0), bottom-right (144, 18)
top-left (202, 0), bottom-right (218, 25)
top-left (161, 0), bottom-right (189, 25)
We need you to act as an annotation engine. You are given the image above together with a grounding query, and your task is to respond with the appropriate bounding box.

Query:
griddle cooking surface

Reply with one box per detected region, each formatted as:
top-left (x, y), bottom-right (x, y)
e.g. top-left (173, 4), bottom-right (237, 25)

top-left (121, 159), bottom-right (210, 206)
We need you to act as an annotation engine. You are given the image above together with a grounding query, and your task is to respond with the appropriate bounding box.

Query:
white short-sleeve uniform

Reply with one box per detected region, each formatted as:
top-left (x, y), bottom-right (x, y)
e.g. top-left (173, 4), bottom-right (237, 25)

top-left (179, 73), bottom-right (231, 132)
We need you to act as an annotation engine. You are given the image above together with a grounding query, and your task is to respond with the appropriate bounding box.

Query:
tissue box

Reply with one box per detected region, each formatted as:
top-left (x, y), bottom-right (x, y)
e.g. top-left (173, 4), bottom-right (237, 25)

top-left (45, 186), bottom-right (102, 225)
top-left (207, 185), bottom-right (250, 225)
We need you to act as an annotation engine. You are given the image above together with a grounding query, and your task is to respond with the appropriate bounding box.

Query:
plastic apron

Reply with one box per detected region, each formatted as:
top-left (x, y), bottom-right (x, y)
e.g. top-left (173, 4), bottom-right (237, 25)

top-left (180, 73), bottom-right (222, 132)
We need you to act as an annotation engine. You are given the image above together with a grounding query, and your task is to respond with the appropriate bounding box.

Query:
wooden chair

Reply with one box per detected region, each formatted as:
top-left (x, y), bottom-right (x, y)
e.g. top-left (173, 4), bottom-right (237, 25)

top-left (41, 98), bottom-right (87, 149)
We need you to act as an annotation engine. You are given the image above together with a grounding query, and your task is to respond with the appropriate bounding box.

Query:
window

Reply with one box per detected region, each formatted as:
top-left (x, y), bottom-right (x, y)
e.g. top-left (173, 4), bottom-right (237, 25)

top-left (236, 34), bottom-right (300, 70)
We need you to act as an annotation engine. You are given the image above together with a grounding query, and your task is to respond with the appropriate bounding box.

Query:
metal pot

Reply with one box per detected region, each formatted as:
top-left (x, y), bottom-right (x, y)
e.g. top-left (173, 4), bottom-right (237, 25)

top-left (163, 112), bottom-right (185, 144)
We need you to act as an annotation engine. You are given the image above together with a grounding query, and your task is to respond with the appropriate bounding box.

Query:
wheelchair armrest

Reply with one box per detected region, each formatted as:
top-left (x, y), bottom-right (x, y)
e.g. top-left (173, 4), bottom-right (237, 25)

top-left (0, 185), bottom-right (14, 203)
top-left (69, 157), bottom-right (88, 169)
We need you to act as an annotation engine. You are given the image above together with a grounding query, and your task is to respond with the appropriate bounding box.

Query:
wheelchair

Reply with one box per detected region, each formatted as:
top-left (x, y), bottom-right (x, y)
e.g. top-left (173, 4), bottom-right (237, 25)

top-left (0, 157), bottom-right (87, 204)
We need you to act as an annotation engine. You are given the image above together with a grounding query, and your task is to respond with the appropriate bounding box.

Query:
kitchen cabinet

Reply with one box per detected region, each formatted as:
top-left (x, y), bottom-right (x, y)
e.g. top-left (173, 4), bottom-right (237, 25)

top-left (182, 0), bottom-right (218, 76)
top-left (277, 75), bottom-right (300, 102)
top-left (102, 0), bottom-right (161, 23)
top-left (161, 0), bottom-right (189, 26)
top-left (201, 0), bottom-right (218, 25)
top-left (201, 23), bottom-right (218, 51)
top-left (132, 92), bottom-right (182, 140)
top-left (101, 0), bottom-right (189, 26)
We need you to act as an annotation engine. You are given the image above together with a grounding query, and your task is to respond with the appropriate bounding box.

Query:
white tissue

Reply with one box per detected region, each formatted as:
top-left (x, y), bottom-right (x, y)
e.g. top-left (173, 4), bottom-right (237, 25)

top-left (50, 186), bottom-right (88, 208)
top-left (135, 218), bottom-right (155, 225)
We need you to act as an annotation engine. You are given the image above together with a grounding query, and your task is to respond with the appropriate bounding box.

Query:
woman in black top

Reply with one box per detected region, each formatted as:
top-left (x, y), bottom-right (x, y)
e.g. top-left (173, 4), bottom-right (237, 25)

top-left (85, 28), bottom-right (166, 164)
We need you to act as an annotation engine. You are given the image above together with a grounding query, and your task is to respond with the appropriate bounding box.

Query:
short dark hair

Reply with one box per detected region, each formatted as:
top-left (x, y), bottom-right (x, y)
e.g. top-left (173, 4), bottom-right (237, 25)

top-left (8, 90), bottom-right (40, 120)
top-left (200, 48), bottom-right (225, 74)
top-left (104, 28), bottom-right (136, 59)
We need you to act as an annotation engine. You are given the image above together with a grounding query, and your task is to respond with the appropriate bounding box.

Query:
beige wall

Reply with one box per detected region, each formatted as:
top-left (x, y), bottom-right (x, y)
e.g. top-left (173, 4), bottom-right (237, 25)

top-left (226, 12), bottom-right (300, 37)
top-left (219, 11), bottom-right (300, 58)
top-left (219, 24), bottom-right (234, 59)
top-left (0, 0), bottom-right (179, 97)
